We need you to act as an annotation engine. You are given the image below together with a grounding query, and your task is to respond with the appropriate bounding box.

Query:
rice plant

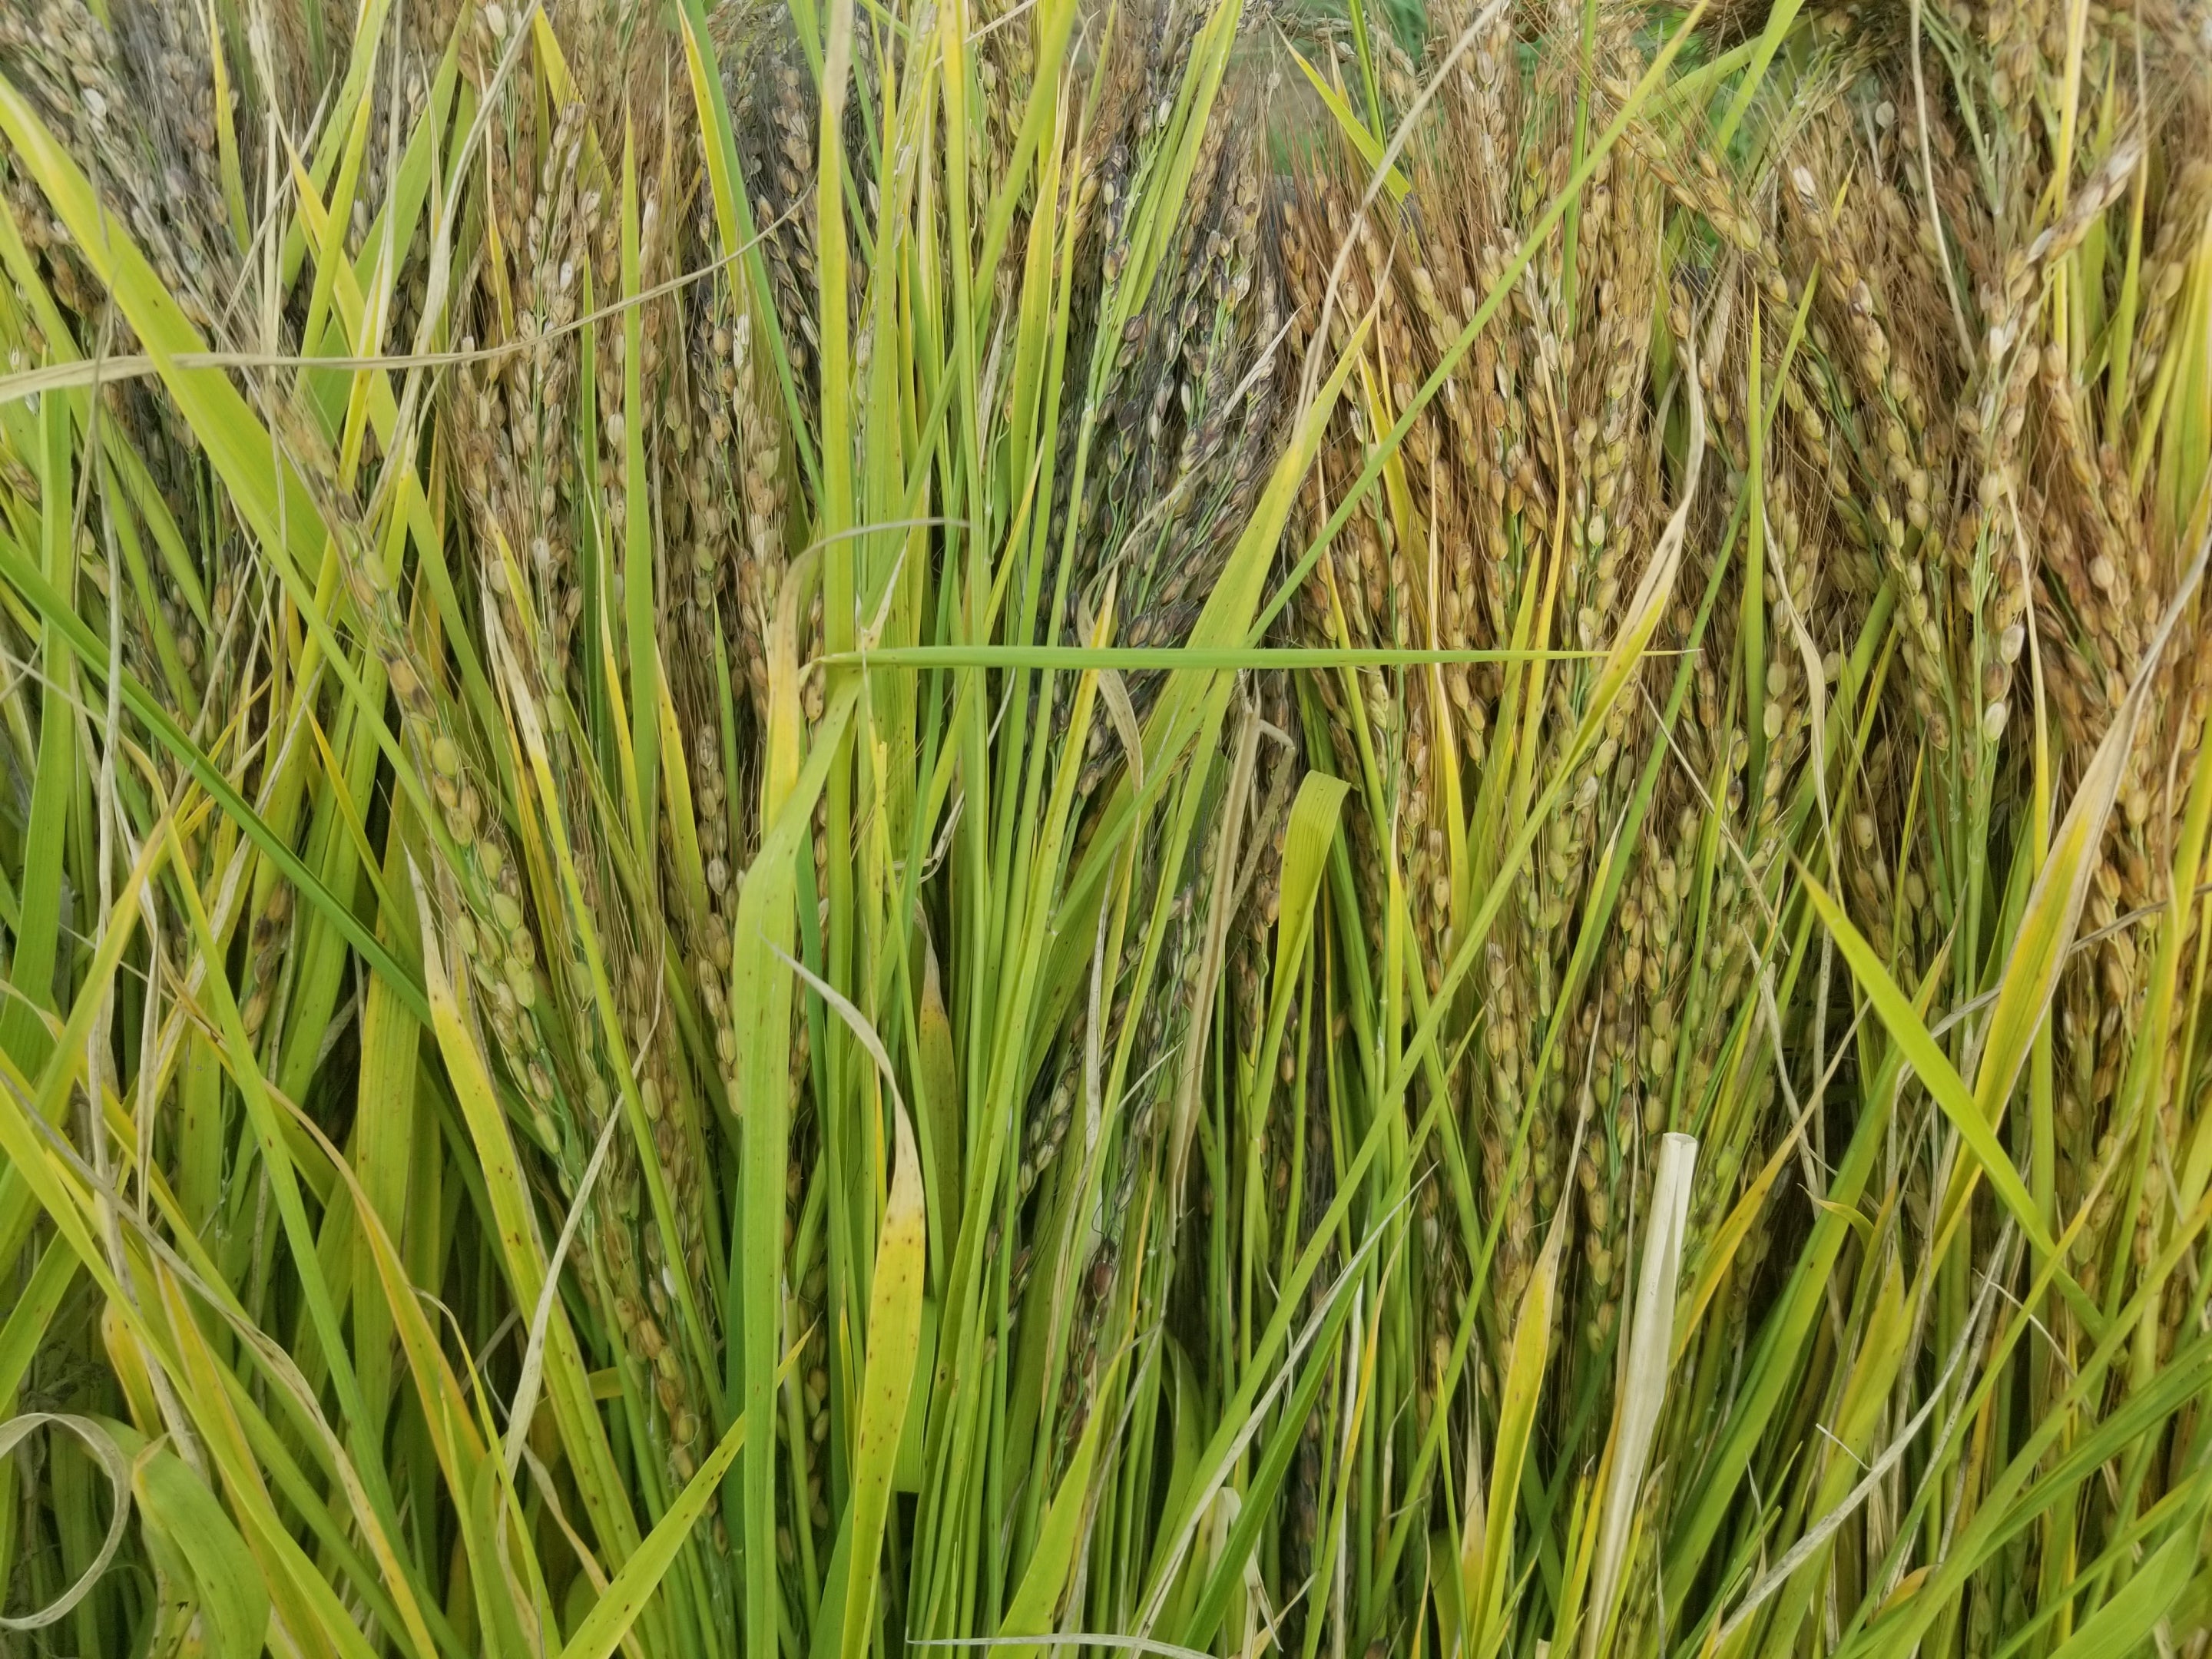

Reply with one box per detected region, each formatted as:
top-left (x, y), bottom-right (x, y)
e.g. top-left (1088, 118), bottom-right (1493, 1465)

top-left (0, 0), bottom-right (2204, 1657)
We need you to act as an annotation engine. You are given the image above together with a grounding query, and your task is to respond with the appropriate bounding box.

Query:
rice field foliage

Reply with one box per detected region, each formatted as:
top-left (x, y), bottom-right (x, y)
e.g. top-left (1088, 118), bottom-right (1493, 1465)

top-left (0, 0), bottom-right (2204, 1656)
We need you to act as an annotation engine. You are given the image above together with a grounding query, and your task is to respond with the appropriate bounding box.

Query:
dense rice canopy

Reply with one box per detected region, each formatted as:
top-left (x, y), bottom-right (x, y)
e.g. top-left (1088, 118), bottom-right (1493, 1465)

top-left (0, 1), bottom-right (2205, 1657)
